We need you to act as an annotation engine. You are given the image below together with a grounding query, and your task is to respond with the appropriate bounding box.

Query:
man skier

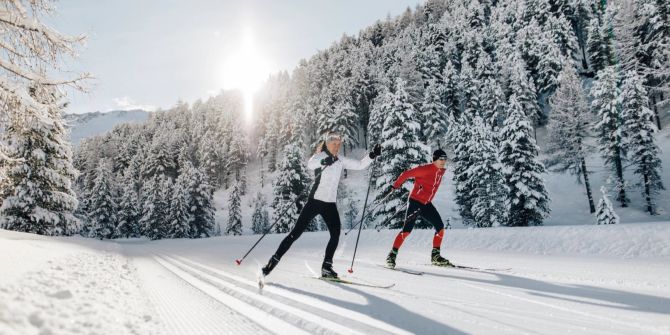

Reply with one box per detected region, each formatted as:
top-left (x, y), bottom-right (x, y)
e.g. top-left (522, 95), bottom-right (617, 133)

top-left (262, 131), bottom-right (381, 279)
top-left (385, 149), bottom-right (452, 269)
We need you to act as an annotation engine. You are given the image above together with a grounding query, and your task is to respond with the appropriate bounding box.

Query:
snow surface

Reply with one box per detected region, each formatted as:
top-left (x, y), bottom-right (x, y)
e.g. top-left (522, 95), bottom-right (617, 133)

top-left (1, 221), bottom-right (669, 335)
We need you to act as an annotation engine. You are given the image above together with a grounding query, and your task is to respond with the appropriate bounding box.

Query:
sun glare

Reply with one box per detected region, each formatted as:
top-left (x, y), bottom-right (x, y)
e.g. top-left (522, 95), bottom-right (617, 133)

top-left (222, 31), bottom-right (271, 123)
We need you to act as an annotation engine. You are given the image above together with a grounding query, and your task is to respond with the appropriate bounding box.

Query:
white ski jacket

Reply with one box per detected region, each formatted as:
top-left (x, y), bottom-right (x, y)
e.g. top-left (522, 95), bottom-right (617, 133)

top-left (307, 152), bottom-right (373, 203)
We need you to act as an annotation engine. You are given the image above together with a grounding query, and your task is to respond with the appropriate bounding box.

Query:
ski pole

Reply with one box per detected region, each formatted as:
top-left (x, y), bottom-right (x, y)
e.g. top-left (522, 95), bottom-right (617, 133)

top-left (235, 165), bottom-right (326, 265)
top-left (344, 188), bottom-right (396, 235)
top-left (347, 159), bottom-right (378, 273)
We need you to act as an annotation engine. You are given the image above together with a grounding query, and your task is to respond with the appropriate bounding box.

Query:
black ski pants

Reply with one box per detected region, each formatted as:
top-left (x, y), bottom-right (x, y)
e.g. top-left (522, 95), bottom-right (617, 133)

top-left (272, 198), bottom-right (341, 266)
top-left (402, 199), bottom-right (444, 233)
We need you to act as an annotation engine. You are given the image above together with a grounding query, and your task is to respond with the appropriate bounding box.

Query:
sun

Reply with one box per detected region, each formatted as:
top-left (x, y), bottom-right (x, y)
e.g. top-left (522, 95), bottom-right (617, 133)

top-left (221, 31), bottom-right (271, 123)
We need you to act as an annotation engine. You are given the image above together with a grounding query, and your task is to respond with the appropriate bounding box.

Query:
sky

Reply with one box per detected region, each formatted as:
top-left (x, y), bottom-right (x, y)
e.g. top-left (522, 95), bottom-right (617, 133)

top-left (50, 0), bottom-right (424, 115)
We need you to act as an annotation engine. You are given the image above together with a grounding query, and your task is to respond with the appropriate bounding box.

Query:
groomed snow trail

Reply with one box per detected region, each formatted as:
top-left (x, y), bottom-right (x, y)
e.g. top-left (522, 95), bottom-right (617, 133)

top-left (2, 225), bottom-right (669, 335)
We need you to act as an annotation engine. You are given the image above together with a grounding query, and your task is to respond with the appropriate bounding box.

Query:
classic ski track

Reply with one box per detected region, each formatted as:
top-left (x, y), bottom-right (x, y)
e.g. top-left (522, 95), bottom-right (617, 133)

top-left (458, 280), bottom-right (666, 335)
top-left (158, 254), bottom-right (411, 335)
top-left (132, 256), bottom-right (266, 335)
top-left (152, 255), bottom-right (309, 335)
top-left (169, 254), bottom-right (412, 335)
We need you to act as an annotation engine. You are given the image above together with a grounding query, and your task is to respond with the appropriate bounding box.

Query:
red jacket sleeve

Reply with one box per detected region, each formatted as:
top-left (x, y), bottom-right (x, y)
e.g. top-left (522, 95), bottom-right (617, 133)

top-left (392, 165), bottom-right (423, 189)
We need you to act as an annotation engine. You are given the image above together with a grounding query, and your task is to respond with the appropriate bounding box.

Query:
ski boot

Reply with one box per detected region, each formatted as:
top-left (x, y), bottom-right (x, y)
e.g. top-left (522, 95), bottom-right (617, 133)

top-left (431, 248), bottom-right (453, 267)
top-left (321, 261), bottom-right (339, 279)
top-left (386, 248), bottom-right (398, 269)
top-left (262, 256), bottom-right (279, 276)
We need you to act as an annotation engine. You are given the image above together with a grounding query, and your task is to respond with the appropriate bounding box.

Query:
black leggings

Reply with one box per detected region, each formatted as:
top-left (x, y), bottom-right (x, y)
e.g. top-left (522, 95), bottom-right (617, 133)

top-left (402, 199), bottom-right (444, 233)
top-left (272, 199), bottom-right (341, 265)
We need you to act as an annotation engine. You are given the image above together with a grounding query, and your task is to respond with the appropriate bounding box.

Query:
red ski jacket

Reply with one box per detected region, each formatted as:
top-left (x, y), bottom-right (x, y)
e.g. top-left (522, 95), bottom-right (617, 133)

top-left (392, 163), bottom-right (446, 205)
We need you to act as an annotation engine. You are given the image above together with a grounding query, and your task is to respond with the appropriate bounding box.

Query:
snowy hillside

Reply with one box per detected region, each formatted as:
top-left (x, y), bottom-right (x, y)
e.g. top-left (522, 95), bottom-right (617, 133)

top-left (63, 109), bottom-right (150, 145)
top-left (1, 222), bottom-right (668, 335)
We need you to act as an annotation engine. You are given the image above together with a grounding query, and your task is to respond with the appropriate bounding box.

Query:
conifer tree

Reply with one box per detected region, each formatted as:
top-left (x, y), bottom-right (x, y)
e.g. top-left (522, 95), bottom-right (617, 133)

top-left (595, 186), bottom-right (619, 225)
top-left (499, 95), bottom-right (550, 226)
top-left (272, 143), bottom-right (311, 233)
top-left (0, 88), bottom-right (79, 236)
top-left (421, 79), bottom-right (448, 148)
top-left (620, 71), bottom-right (664, 214)
top-left (88, 160), bottom-right (118, 240)
top-left (546, 64), bottom-right (596, 213)
top-left (467, 117), bottom-right (508, 228)
top-left (251, 192), bottom-right (270, 234)
top-left (373, 80), bottom-right (427, 228)
top-left (169, 173), bottom-right (192, 238)
top-left (116, 171), bottom-right (141, 238)
top-left (140, 175), bottom-right (170, 240)
top-left (592, 66), bottom-right (629, 207)
top-left (226, 182), bottom-right (242, 236)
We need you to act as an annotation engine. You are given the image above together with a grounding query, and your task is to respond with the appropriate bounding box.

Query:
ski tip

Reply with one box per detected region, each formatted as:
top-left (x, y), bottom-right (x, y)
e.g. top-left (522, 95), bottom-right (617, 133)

top-left (235, 259), bottom-right (242, 265)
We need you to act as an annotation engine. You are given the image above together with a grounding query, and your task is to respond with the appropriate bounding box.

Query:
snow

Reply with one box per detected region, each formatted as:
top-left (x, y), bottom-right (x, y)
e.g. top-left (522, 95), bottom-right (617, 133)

top-left (2, 219), bottom-right (669, 335)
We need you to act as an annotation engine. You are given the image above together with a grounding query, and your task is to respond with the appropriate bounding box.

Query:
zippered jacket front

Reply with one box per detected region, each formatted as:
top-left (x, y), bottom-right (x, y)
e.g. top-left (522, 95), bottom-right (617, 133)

top-left (392, 163), bottom-right (446, 205)
top-left (307, 151), bottom-right (373, 203)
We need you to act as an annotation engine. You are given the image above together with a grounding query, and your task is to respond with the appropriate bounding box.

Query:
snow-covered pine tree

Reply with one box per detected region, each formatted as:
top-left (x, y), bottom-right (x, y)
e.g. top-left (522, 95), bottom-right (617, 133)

top-left (116, 170), bottom-right (141, 238)
top-left (479, 76), bottom-right (507, 130)
top-left (595, 186), bottom-right (619, 225)
top-left (0, 87), bottom-right (79, 236)
top-left (227, 130), bottom-right (248, 192)
top-left (459, 62), bottom-right (481, 119)
top-left (272, 143), bottom-right (311, 233)
top-left (182, 163), bottom-right (215, 238)
top-left (499, 94), bottom-right (550, 226)
top-left (251, 192), bottom-right (270, 234)
top-left (198, 131), bottom-right (226, 188)
top-left (620, 70), bottom-right (664, 214)
top-left (448, 117), bottom-right (475, 225)
top-left (507, 51), bottom-right (543, 130)
top-left (545, 63), bottom-right (596, 213)
top-left (367, 87), bottom-right (393, 146)
top-left (87, 160), bottom-right (118, 240)
top-left (318, 79), bottom-right (359, 150)
top-left (467, 117), bottom-right (509, 228)
top-left (441, 60), bottom-right (460, 120)
top-left (226, 181), bottom-right (242, 236)
top-left (421, 78), bottom-right (448, 148)
top-left (0, 0), bottom-right (87, 236)
top-left (591, 66), bottom-right (629, 207)
top-left (140, 175), bottom-right (170, 240)
top-left (168, 172), bottom-right (192, 238)
top-left (373, 79), bottom-right (427, 229)
top-left (143, 133), bottom-right (177, 180)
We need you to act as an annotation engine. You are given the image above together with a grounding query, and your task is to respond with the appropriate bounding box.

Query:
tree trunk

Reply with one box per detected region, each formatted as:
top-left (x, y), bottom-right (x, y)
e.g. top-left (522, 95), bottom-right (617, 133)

top-left (651, 94), bottom-right (662, 130)
top-left (581, 158), bottom-right (596, 213)
top-left (643, 161), bottom-right (654, 215)
top-left (260, 156), bottom-right (264, 188)
top-left (614, 148), bottom-right (628, 207)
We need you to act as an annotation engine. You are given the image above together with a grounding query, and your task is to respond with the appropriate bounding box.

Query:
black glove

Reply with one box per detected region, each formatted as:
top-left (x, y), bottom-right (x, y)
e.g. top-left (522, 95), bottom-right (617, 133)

top-left (321, 155), bottom-right (338, 166)
top-left (369, 144), bottom-right (382, 159)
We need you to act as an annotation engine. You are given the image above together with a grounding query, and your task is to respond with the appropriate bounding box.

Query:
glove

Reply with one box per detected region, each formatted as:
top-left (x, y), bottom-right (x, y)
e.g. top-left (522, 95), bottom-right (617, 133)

top-left (321, 155), bottom-right (338, 166)
top-left (369, 144), bottom-right (382, 159)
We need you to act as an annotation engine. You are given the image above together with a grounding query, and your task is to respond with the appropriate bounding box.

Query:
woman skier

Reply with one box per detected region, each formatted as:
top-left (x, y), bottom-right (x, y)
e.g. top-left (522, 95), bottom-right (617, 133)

top-left (261, 131), bottom-right (381, 279)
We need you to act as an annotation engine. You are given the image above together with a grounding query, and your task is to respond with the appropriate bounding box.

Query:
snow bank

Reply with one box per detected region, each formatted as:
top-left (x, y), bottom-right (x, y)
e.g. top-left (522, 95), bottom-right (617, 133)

top-left (0, 231), bottom-right (161, 335)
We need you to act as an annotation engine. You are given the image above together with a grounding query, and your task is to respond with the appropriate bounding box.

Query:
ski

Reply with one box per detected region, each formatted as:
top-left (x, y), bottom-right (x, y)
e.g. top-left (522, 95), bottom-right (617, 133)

top-left (316, 276), bottom-right (396, 289)
top-left (378, 264), bottom-right (424, 275)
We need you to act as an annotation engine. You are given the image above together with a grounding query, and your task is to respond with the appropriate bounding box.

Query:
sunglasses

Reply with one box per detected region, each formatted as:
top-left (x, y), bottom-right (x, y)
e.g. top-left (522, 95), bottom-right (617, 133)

top-left (326, 134), bottom-right (342, 142)
top-left (436, 157), bottom-right (447, 161)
